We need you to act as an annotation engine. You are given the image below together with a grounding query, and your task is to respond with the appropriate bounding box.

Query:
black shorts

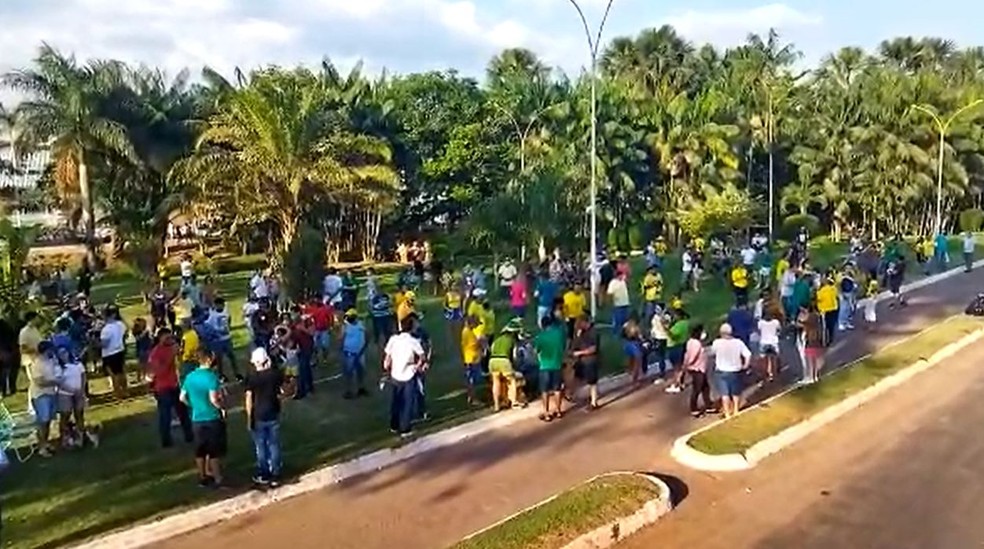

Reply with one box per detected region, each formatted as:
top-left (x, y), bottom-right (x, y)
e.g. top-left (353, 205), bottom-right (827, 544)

top-left (574, 360), bottom-right (599, 385)
top-left (102, 351), bottom-right (126, 375)
top-left (193, 420), bottom-right (227, 459)
top-left (566, 319), bottom-right (576, 339)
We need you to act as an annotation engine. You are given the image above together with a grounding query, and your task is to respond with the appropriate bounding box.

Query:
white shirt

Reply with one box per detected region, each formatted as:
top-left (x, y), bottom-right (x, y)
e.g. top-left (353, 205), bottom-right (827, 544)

top-left (100, 320), bottom-right (127, 357)
top-left (242, 302), bottom-right (259, 333)
top-left (964, 234), bottom-right (975, 253)
top-left (180, 260), bottom-right (193, 278)
top-left (385, 333), bottom-right (424, 382)
top-left (682, 252), bottom-right (693, 273)
top-left (607, 278), bottom-right (630, 307)
top-left (250, 274), bottom-right (269, 298)
top-left (650, 314), bottom-right (668, 341)
top-left (757, 319), bottom-right (781, 347)
top-left (753, 298), bottom-right (764, 320)
top-left (323, 275), bottom-right (343, 304)
top-left (741, 247), bottom-right (757, 266)
top-left (780, 270), bottom-right (796, 298)
top-left (711, 337), bottom-right (751, 373)
top-left (59, 361), bottom-right (86, 395)
top-left (498, 263), bottom-right (518, 287)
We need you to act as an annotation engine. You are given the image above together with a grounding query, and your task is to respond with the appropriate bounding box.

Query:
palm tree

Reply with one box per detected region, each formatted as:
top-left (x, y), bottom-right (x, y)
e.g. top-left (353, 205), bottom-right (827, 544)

top-left (780, 175), bottom-right (827, 215)
top-left (2, 44), bottom-right (136, 265)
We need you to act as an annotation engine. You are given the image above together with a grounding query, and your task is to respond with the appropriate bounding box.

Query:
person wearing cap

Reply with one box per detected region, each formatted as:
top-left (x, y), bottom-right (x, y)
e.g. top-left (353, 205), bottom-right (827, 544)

top-left (244, 347), bottom-right (285, 486)
top-left (100, 305), bottom-right (129, 400)
top-left (710, 322), bottom-right (751, 418)
top-left (340, 308), bottom-right (368, 399)
top-left (147, 328), bottom-right (193, 448)
top-left (488, 318), bottom-right (524, 411)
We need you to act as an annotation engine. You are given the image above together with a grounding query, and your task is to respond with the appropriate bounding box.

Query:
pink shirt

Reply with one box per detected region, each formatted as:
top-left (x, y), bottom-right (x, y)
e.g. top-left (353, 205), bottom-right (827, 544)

top-left (683, 338), bottom-right (706, 372)
top-left (510, 278), bottom-right (527, 307)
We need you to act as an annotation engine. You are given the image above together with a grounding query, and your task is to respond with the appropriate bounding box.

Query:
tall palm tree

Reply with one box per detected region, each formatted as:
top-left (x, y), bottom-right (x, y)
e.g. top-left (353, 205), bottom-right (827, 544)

top-left (2, 44), bottom-right (136, 265)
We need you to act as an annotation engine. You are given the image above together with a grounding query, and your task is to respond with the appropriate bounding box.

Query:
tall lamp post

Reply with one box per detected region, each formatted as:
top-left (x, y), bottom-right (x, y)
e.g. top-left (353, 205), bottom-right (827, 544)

top-left (912, 99), bottom-right (984, 235)
top-left (567, 0), bottom-right (614, 318)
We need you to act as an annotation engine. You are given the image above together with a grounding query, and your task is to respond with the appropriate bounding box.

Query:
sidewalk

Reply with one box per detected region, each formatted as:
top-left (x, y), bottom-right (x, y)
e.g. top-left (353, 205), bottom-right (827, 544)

top-left (619, 340), bottom-right (984, 549)
top-left (153, 268), bottom-right (984, 549)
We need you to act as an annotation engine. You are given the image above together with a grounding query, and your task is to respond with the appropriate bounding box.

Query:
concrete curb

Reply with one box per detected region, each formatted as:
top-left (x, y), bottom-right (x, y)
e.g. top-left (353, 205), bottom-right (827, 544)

top-left (72, 369), bottom-right (654, 549)
top-left (672, 327), bottom-right (984, 472)
top-left (455, 472), bottom-right (673, 549)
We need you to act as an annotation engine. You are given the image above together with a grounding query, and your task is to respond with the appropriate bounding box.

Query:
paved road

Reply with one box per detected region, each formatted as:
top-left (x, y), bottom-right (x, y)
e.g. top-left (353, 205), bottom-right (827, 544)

top-left (154, 268), bottom-right (984, 549)
top-left (621, 339), bottom-right (984, 549)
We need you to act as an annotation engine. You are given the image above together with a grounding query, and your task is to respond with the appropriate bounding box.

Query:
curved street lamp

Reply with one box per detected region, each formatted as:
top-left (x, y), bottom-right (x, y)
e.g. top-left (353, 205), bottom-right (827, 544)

top-left (567, 0), bottom-right (615, 318)
top-left (911, 99), bottom-right (984, 235)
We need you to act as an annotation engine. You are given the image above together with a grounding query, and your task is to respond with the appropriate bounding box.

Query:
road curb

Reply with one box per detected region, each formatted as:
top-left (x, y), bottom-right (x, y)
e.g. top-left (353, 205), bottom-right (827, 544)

top-left (454, 472), bottom-right (673, 549)
top-left (72, 369), bottom-right (653, 549)
top-left (672, 327), bottom-right (984, 472)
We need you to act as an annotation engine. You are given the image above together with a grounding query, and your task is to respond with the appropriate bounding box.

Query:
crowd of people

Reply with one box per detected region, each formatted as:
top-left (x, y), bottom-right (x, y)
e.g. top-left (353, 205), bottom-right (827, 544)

top-left (9, 227), bottom-right (973, 489)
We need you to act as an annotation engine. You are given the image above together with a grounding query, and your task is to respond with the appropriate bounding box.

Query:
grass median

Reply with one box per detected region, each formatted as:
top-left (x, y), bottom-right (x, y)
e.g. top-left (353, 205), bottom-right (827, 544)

top-left (689, 315), bottom-right (984, 456)
top-left (450, 474), bottom-right (659, 549)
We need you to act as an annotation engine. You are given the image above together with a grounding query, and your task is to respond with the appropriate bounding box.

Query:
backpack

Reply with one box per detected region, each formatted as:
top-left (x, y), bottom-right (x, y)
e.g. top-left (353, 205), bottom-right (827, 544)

top-left (966, 294), bottom-right (984, 316)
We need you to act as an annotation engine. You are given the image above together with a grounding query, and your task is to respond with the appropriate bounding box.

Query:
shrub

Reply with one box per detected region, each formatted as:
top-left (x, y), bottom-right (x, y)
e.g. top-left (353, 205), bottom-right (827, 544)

top-left (627, 223), bottom-right (645, 251)
top-left (780, 214), bottom-right (821, 241)
top-left (282, 225), bottom-right (327, 302)
top-left (959, 208), bottom-right (984, 232)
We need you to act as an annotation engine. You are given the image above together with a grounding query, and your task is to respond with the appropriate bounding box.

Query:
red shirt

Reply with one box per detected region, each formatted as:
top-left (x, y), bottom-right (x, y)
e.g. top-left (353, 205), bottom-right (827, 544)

top-left (292, 323), bottom-right (315, 352)
top-left (304, 303), bottom-right (333, 331)
top-left (147, 343), bottom-right (179, 392)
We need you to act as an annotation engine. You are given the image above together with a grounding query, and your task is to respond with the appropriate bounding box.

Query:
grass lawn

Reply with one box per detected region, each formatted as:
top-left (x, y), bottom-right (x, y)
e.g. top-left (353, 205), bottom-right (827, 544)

top-left (3, 236), bottom-right (971, 549)
top-left (689, 315), bottom-right (984, 456)
top-left (450, 474), bottom-right (659, 549)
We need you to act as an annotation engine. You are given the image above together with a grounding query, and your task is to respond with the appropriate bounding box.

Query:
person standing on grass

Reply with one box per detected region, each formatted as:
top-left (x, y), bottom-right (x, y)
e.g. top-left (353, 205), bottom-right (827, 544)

top-left (730, 261), bottom-right (750, 306)
top-left (100, 305), bottom-right (129, 400)
top-left (178, 317), bottom-right (200, 382)
top-left (509, 273), bottom-right (528, 319)
top-left (534, 271), bottom-right (559, 329)
top-left (620, 316), bottom-right (645, 388)
top-left (649, 309), bottom-right (670, 383)
top-left (291, 310), bottom-right (316, 399)
top-left (180, 350), bottom-right (227, 488)
top-left (340, 309), bottom-right (368, 399)
top-left (303, 296), bottom-right (333, 365)
top-left (562, 281), bottom-right (587, 340)
top-left (147, 328), bottom-right (193, 448)
top-left (798, 305), bottom-right (825, 384)
top-left (409, 313), bottom-right (433, 422)
top-left (208, 298), bottom-right (241, 382)
top-left (322, 267), bottom-right (343, 310)
top-left (56, 346), bottom-right (89, 448)
top-left (369, 291), bottom-right (394, 348)
top-left (383, 317), bottom-right (425, 438)
top-left (641, 266), bottom-right (663, 327)
top-left (816, 275), bottom-right (839, 346)
top-left (681, 247), bottom-right (696, 292)
top-left (663, 310), bottom-right (691, 394)
top-left (683, 324), bottom-right (714, 417)
top-left (570, 315), bottom-right (601, 409)
top-left (498, 258), bottom-right (518, 301)
top-left (710, 323), bottom-right (751, 419)
top-left (607, 271), bottom-right (631, 333)
top-left (963, 231), bottom-right (976, 272)
top-left (26, 341), bottom-right (60, 457)
top-left (245, 347), bottom-right (285, 487)
top-left (535, 315), bottom-right (566, 422)
top-left (757, 310), bottom-right (782, 382)
top-left (461, 316), bottom-right (483, 406)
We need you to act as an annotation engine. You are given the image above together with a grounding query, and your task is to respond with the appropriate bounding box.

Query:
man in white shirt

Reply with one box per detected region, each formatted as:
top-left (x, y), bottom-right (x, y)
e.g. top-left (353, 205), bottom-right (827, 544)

top-left (607, 272), bottom-right (631, 331)
top-left (963, 231), bottom-right (976, 272)
top-left (100, 306), bottom-right (129, 400)
top-left (740, 245), bottom-right (757, 267)
top-left (179, 254), bottom-right (194, 284)
top-left (249, 271), bottom-right (269, 300)
top-left (497, 260), bottom-right (518, 299)
top-left (682, 250), bottom-right (695, 291)
top-left (322, 268), bottom-right (343, 307)
top-left (710, 323), bottom-right (751, 418)
top-left (384, 318), bottom-right (424, 438)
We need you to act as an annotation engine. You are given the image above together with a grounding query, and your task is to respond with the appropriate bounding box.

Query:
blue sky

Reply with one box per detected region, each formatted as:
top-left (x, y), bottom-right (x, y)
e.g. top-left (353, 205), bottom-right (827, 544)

top-left (0, 0), bottom-right (981, 91)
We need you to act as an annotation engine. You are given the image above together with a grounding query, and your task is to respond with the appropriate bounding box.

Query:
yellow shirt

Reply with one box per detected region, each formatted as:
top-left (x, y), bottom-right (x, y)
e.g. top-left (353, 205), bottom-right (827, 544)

top-left (641, 272), bottom-right (663, 302)
top-left (466, 300), bottom-right (484, 322)
top-left (654, 242), bottom-right (668, 256)
top-left (481, 308), bottom-right (496, 336)
top-left (461, 326), bottom-right (481, 364)
top-left (180, 329), bottom-right (200, 363)
top-left (396, 301), bottom-right (415, 323)
top-left (394, 291), bottom-right (407, 310)
top-left (776, 258), bottom-right (790, 282)
top-left (562, 291), bottom-right (586, 320)
top-left (817, 284), bottom-right (838, 313)
top-left (731, 267), bottom-right (749, 289)
top-left (444, 291), bottom-right (462, 311)
top-left (867, 280), bottom-right (879, 297)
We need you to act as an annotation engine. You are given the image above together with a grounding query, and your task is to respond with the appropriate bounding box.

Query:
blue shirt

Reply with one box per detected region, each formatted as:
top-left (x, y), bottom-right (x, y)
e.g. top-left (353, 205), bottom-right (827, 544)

top-left (181, 368), bottom-right (222, 423)
top-left (727, 308), bottom-right (755, 346)
top-left (935, 234), bottom-right (948, 254)
top-left (51, 331), bottom-right (74, 355)
top-left (535, 279), bottom-right (558, 308)
top-left (370, 294), bottom-right (392, 318)
top-left (341, 321), bottom-right (367, 354)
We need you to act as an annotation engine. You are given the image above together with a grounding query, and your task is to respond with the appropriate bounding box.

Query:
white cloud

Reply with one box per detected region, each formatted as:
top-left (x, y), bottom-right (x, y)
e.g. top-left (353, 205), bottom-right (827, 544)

top-left (663, 3), bottom-right (822, 46)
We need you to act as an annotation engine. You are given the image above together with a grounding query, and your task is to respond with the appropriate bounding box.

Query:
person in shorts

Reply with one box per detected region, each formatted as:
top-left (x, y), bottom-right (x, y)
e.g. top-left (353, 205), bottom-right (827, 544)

top-left (535, 315), bottom-right (566, 422)
top-left (571, 315), bottom-right (600, 410)
top-left (56, 346), bottom-right (88, 448)
top-left (460, 315), bottom-right (483, 405)
top-left (180, 350), bottom-right (227, 488)
top-left (710, 323), bottom-right (751, 418)
top-left (26, 340), bottom-right (60, 457)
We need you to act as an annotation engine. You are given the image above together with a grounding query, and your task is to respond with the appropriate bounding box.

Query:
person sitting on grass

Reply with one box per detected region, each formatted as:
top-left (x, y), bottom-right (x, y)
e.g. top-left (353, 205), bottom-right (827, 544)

top-left (487, 318), bottom-right (526, 411)
top-left (340, 309), bottom-right (368, 399)
top-left (245, 347), bottom-right (285, 488)
top-left (180, 350), bottom-right (227, 488)
top-left (460, 315), bottom-right (483, 406)
top-left (535, 315), bottom-right (566, 422)
top-left (147, 328), bottom-right (193, 448)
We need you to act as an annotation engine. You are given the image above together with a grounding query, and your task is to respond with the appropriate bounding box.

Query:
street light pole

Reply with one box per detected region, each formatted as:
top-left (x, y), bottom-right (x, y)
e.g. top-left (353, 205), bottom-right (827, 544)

top-left (567, 0), bottom-right (614, 319)
top-left (912, 99), bottom-right (984, 235)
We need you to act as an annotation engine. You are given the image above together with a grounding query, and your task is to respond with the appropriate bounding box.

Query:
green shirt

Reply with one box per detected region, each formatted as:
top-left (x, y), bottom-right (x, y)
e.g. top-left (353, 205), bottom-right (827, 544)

top-left (534, 326), bottom-right (566, 371)
top-left (792, 279), bottom-right (811, 309)
top-left (668, 319), bottom-right (690, 348)
top-left (181, 368), bottom-right (222, 423)
top-left (490, 333), bottom-right (517, 359)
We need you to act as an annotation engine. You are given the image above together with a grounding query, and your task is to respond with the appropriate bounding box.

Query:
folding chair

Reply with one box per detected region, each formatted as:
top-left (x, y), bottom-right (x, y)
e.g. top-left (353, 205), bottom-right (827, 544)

top-left (0, 401), bottom-right (36, 463)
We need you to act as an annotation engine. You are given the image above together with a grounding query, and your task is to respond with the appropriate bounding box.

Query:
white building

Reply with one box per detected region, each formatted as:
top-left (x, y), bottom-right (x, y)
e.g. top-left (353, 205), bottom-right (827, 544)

top-left (0, 142), bottom-right (49, 189)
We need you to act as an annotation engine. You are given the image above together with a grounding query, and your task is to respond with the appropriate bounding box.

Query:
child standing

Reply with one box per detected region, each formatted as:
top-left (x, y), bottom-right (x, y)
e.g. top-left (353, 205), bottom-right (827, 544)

top-left (132, 317), bottom-right (153, 374)
top-left (862, 279), bottom-right (879, 331)
top-left (460, 316), bottom-right (482, 405)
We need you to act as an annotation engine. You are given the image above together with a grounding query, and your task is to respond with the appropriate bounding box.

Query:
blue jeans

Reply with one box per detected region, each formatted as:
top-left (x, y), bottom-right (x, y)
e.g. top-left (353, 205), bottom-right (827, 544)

top-left (154, 388), bottom-right (192, 447)
top-left (213, 338), bottom-right (239, 378)
top-left (342, 351), bottom-right (365, 390)
top-left (250, 420), bottom-right (282, 478)
top-left (389, 380), bottom-right (415, 434)
top-left (295, 347), bottom-right (314, 398)
top-left (612, 305), bottom-right (630, 332)
top-left (642, 301), bottom-right (659, 327)
top-left (412, 373), bottom-right (427, 420)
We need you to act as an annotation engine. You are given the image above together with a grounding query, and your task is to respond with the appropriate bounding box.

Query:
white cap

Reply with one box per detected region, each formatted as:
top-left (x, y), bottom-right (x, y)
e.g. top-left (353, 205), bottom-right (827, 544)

top-left (250, 347), bottom-right (270, 367)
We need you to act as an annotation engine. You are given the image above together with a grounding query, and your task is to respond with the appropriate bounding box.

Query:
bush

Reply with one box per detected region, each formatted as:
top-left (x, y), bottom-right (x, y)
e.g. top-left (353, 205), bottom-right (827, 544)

top-left (780, 214), bottom-right (821, 241)
top-left (627, 223), bottom-right (645, 251)
top-left (959, 208), bottom-right (984, 232)
top-left (282, 225), bottom-right (326, 302)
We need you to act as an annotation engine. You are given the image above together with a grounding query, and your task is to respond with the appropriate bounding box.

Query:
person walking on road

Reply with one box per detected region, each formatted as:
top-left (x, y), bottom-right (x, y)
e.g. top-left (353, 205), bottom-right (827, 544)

top-left (710, 323), bottom-right (751, 419)
top-left (963, 231), bottom-right (976, 272)
top-left (683, 324), bottom-right (713, 417)
top-left (798, 306), bottom-right (826, 384)
top-left (535, 315), bottom-right (566, 422)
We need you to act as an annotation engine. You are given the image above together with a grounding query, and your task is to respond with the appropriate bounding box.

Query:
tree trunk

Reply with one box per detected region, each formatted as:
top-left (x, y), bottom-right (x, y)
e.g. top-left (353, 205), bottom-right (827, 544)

top-left (275, 213), bottom-right (298, 272)
top-left (78, 160), bottom-right (98, 268)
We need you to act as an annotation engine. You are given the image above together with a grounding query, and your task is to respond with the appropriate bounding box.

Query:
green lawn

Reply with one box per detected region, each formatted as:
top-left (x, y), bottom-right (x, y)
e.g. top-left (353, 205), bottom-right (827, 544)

top-left (1, 236), bottom-right (969, 549)
top-left (689, 315), bottom-right (984, 456)
top-left (450, 474), bottom-right (659, 549)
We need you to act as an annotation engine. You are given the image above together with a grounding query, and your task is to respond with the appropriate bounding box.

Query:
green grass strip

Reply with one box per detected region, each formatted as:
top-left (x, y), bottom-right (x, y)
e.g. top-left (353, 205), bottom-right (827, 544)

top-left (450, 474), bottom-right (658, 549)
top-left (689, 315), bottom-right (984, 456)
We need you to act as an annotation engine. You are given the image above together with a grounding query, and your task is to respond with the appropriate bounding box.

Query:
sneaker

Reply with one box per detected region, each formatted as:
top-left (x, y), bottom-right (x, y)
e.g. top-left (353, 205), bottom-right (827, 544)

top-left (652, 378), bottom-right (665, 386)
top-left (198, 476), bottom-right (214, 488)
top-left (252, 475), bottom-right (269, 486)
top-left (664, 384), bottom-right (682, 394)
top-left (267, 477), bottom-right (281, 489)
top-left (399, 431), bottom-right (415, 439)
